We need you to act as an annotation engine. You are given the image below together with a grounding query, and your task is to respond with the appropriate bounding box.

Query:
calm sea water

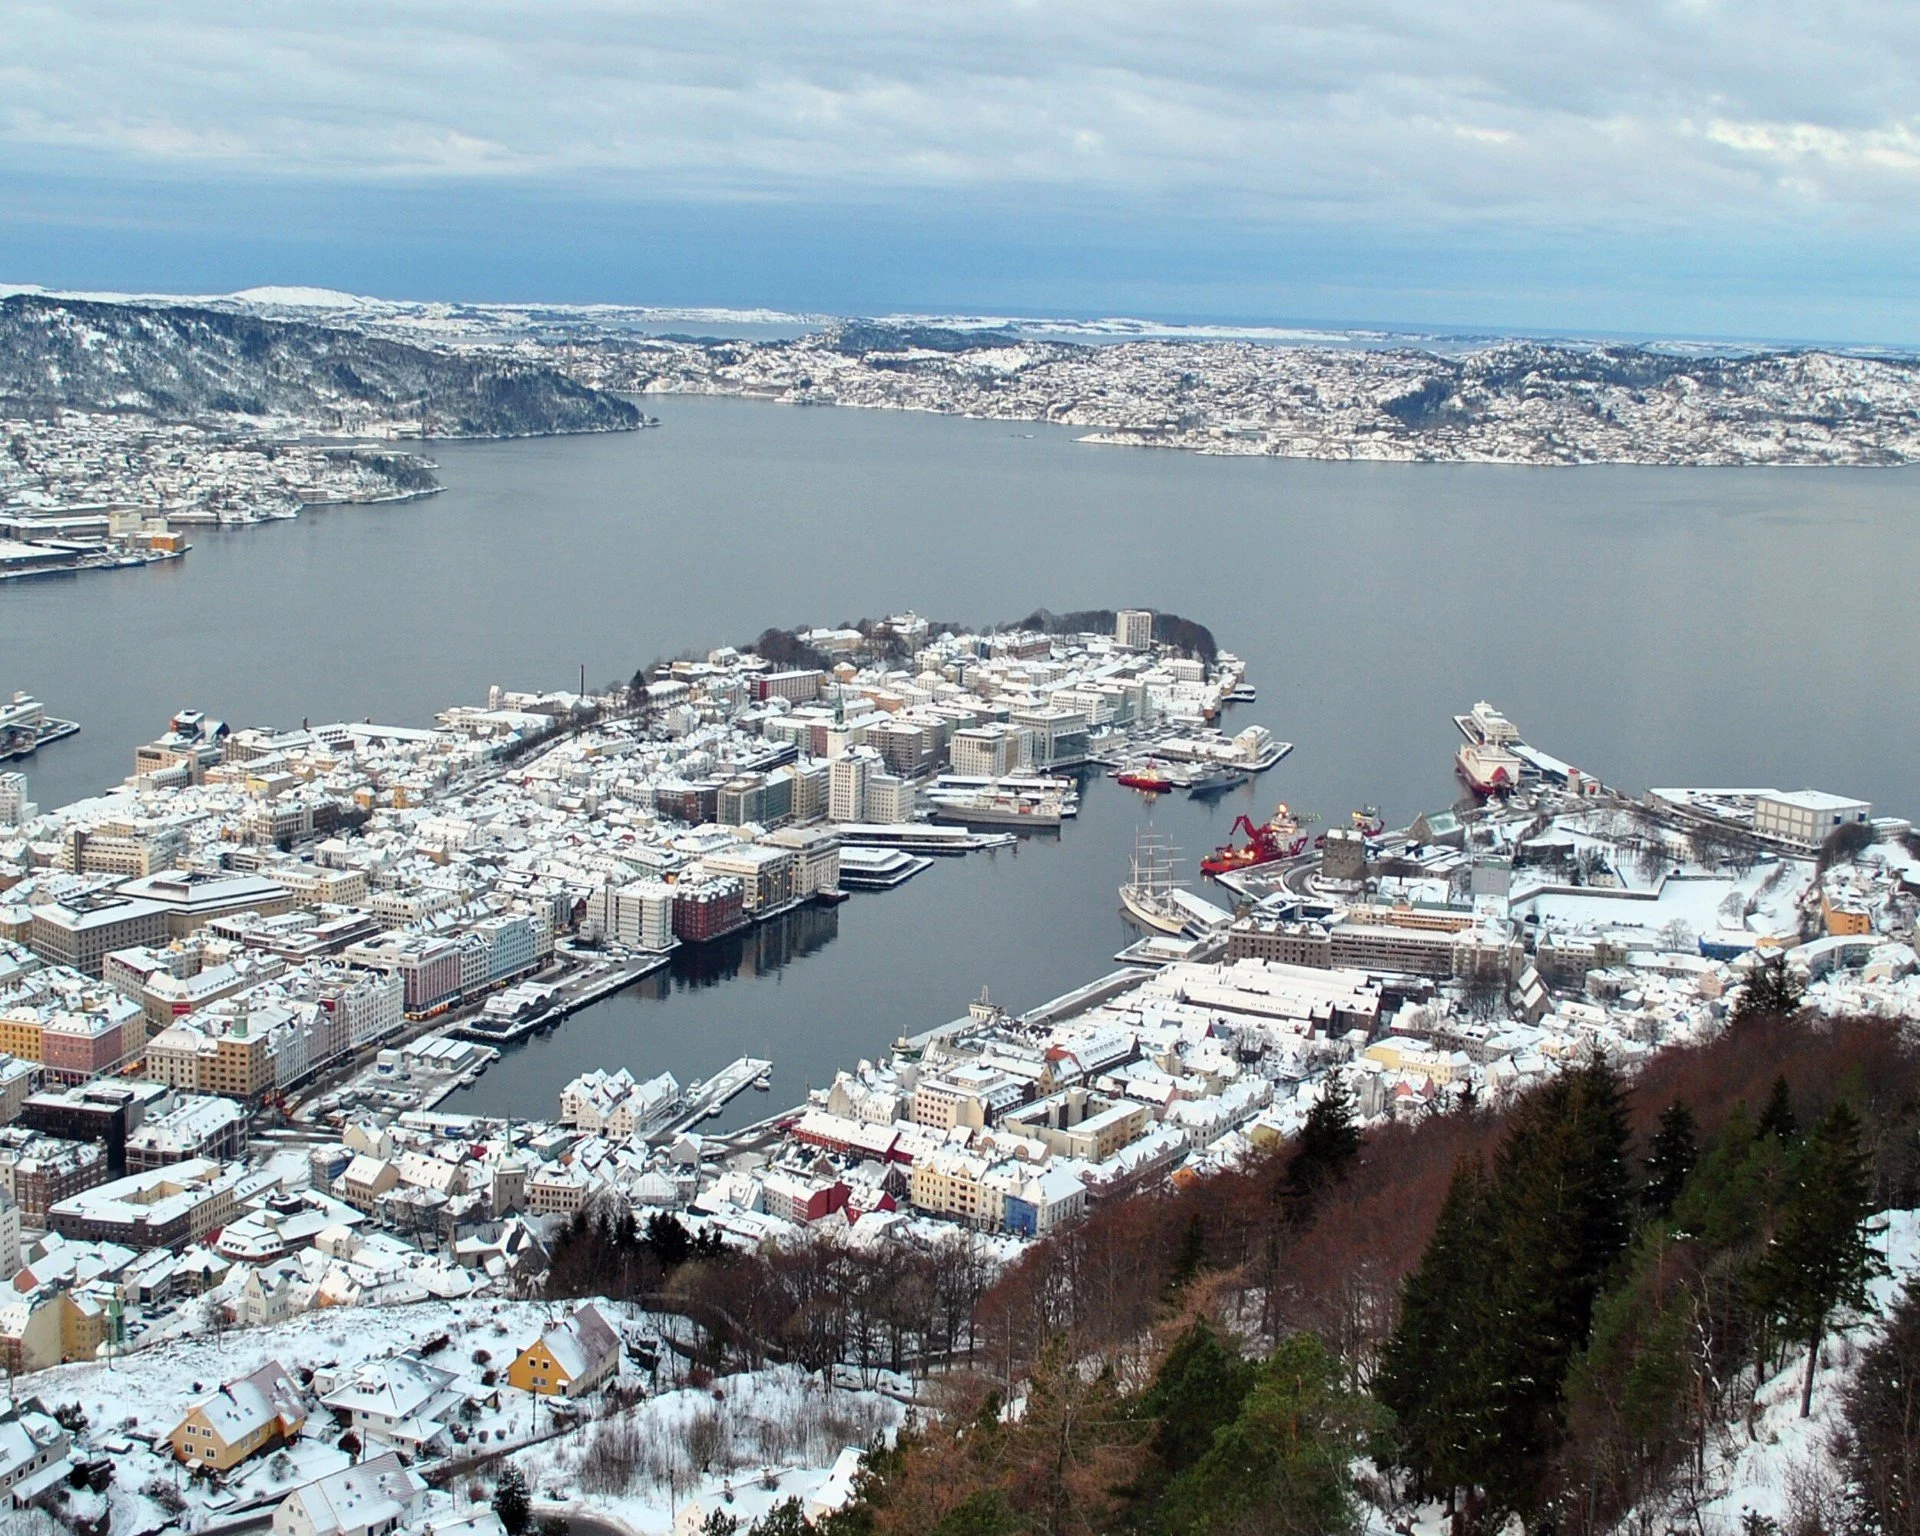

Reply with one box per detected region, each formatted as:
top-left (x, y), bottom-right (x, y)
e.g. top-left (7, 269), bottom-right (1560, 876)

top-left (4, 397), bottom-right (1916, 1125)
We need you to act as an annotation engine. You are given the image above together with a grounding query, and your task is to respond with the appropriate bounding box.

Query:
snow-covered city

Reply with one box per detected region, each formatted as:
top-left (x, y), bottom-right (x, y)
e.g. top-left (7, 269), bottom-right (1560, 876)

top-left (0, 609), bottom-right (1913, 1535)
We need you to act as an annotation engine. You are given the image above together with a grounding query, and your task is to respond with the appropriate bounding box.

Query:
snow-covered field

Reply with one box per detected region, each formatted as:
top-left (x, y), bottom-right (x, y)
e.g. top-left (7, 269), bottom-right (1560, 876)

top-left (509, 1364), bottom-right (905, 1535)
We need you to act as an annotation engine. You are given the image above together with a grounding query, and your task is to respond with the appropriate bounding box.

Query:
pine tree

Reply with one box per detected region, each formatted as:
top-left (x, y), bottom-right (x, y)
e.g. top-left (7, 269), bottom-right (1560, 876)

top-left (1734, 952), bottom-right (1805, 1024)
top-left (1474, 1058), bottom-right (1633, 1520)
top-left (1571, 1055), bottom-right (1635, 1283)
top-left (493, 1465), bottom-right (532, 1536)
top-left (1754, 1101), bottom-right (1882, 1417)
top-left (750, 1500), bottom-right (811, 1536)
top-left (1375, 1156), bottom-right (1498, 1503)
top-left (1165, 1213), bottom-right (1209, 1300)
top-left (1643, 1099), bottom-right (1698, 1217)
top-left (1757, 1075), bottom-right (1799, 1143)
top-left (1283, 1075), bottom-right (1362, 1222)
top-left (1154, 1333), bottom-right (1378, 1536)
top-left (1139, 1319), bottom-right (1254, 1477)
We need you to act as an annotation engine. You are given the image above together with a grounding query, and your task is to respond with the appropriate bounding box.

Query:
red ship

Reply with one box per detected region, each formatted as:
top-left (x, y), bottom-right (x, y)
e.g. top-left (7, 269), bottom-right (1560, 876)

top-left (1201, 805), bottom-right (1309, 877)
top-left (1115, 763), bottom-right (1176, 794)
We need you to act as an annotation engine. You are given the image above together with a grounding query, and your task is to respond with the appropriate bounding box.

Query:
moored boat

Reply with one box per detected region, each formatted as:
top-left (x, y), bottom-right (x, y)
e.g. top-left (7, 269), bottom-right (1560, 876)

top-left (1119, 830), bottom-right (1188, 934)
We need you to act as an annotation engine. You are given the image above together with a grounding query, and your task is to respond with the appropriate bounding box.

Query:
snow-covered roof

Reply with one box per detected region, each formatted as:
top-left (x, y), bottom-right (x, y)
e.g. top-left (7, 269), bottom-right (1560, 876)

top-left (318, 1353), bottom-right (458, 1421)
top-left (180, 1359), bottom-right (308, 1447)
top-left (535, 1302), bottom-right (619, 1381)
top-left (279, 1450), bottom-right (424, 1536)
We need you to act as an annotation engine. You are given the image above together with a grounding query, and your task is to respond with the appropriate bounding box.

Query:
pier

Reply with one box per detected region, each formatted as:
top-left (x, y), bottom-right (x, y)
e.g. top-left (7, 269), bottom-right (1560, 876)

top-left (654, 1056), bottom-right (774, 1137)
top-left (448, 951), bottom-right (672, 1045)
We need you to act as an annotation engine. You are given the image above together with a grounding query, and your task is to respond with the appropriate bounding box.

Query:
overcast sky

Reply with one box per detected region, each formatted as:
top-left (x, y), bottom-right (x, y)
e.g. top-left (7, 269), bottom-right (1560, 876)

top-left (4, 0), bottom-right (1918, 339)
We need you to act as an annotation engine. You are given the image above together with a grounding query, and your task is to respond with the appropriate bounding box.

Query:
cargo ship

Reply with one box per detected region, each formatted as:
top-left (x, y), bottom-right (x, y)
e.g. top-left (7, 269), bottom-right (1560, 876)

top-left (1199, 804), bottom-right (1310, 878)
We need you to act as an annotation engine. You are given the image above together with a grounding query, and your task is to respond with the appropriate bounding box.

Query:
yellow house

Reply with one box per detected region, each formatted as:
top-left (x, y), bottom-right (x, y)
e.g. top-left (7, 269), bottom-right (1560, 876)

top-left (168, 1360), bottom-right (309, 1471)
top-left (0, 1290), bottom-right (107, 1373)
top-left (1822, 892), bottom-right (1873, 938)
top-left (507, 1303), bottom-right (620, 1398)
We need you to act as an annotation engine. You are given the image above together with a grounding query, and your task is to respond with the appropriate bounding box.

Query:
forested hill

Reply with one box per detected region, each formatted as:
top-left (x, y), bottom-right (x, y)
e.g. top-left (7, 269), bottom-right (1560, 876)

top-left (0, 294), bottom-right (642, 437)
top-left (543, 985), bottom-right (1920, 1536)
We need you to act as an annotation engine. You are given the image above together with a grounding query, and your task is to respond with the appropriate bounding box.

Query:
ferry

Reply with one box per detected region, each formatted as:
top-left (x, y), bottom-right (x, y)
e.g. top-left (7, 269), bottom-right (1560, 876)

top-left (927, 786), bottom-right (1071, 828)
top-left (1457, 741), bottom-right (1521, 796)
top-left (1453, 701), bottom-right (1524, 796)
top-left (1453, 700), bottom-right (1522, 749)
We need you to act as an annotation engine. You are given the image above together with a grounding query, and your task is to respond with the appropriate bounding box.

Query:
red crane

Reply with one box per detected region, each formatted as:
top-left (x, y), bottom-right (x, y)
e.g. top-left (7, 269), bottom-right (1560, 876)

top-left (1201, 806), bottom-right (1309, 876)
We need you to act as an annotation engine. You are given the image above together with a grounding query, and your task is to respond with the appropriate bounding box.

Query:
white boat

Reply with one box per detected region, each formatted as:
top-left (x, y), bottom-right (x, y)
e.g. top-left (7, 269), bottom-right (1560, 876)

top-left (1453, 700), bottom-right (1522, 747)
top-left (1457, 739), bottom-right (1522, 796)
top-left (1453, 702), bottom-right (1524, 794)
top-left (1119, 830), bottom-right (1188, 934)
top-left (926, 781), bottom-right (1073, 827)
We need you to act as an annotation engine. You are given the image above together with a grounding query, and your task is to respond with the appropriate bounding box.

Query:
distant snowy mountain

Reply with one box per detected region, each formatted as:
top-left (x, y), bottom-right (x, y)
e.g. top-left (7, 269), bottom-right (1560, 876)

top-left (0, 293), bottom-right (641, 437)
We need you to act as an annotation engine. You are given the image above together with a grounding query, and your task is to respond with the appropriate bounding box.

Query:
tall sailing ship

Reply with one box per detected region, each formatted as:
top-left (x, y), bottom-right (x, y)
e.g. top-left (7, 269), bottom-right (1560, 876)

top-left (1119, 829), bottom-right (1188, 935)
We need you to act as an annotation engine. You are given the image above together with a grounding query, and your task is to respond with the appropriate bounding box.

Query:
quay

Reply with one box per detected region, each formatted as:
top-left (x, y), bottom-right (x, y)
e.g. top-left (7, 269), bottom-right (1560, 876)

top-left (448, 950), bottom-right (672, 1045)
top-left (653, 1056), bottom-right (774, 1138)
top-left (0, 693), bottom-right (80, 762)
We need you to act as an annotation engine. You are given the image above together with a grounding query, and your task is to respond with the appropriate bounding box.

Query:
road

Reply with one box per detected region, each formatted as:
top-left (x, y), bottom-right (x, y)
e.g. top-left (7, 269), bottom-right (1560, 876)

top-left (537, 1505), bottom-right (645, 1536)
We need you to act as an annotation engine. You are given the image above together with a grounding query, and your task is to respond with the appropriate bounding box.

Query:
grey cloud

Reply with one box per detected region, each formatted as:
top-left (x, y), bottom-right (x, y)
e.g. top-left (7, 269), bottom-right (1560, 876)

top-left (4, 0), bottom-right (1918, 231)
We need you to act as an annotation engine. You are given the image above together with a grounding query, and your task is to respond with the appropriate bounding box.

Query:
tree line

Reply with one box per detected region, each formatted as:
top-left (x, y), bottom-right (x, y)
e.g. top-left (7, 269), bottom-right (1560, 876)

top-left (543, 992), bottom-right (1916, 1536)
top-left (845, 1000), bottom-right (1914, 1536)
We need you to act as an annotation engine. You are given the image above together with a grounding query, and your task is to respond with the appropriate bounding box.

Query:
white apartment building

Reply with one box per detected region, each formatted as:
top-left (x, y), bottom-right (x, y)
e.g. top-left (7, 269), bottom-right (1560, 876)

top-left (589, 880), bottom-right (675, 951)
top-left (1115, 609), bottom-right (1154, 650)
top-left (865, 774), bottom-right (916, 824)
top-left (829, 749), bottom-right (876, 823)
top-left (950, 724), bottom-right (1026, 778)
top-left (762, 826), bottom-right (842, 897)
top-left (0, 774), bottom-right (33, 827)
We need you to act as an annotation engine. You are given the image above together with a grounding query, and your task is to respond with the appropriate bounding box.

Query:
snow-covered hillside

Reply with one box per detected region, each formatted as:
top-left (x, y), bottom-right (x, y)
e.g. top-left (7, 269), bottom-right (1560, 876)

top-left (0, 294), bottom-right (641, 438)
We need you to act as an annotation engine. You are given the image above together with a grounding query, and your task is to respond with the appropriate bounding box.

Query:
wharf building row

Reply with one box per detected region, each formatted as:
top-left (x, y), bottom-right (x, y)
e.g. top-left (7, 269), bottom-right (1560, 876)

top-left (1225, 900), bottom-right (1518, 982)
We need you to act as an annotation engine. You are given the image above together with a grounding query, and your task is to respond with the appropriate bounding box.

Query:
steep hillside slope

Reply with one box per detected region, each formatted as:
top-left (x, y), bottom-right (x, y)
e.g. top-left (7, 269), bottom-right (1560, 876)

top-left (0, 294), bottom-right (641, 437)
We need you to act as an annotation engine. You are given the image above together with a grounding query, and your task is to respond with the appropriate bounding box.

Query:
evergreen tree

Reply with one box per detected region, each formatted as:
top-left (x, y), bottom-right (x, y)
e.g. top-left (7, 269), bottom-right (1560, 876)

top-left (1757, 1075), bottom-right (1799, 1144)
top-left (1165, 1213), bottom-right (1209, 1300)
top-left (645, 1211), bottom-right (693, 1268)
top-left (1734, 952), bottom-right (1805, 1024)
top-left (1643, 1099), bottom-right (1698, 1217)
top-left (1570, 1054), bottom-right (1636, 1282)
top-left (493, 1466), bottom-right (532, 1536)
top-left (1375, 1157), bottom-right (1499, 1503)
top-left (1754, 1101), bottom-right (1882, 1417)
top-left (1154, 1333), bottom-right (1377, 1536)
top-left (1474, 1057), bottom-right (1633, 1519)
top-left (928, 1493), bottom-right (1014, 1536)
top-left (1283, 1075), bottom-right (1362, 1222)
top-left (750, 1500), bottom-right (811, 1536)
top-left (1139, 1319), bottom-right (1254, 1477)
